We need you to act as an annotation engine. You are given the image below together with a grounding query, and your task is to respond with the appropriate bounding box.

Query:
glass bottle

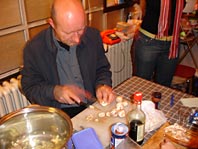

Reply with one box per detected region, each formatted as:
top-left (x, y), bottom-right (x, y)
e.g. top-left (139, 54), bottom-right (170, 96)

top-left (126, 12), bottom-right (132, 24)
top-left (127, 92), bottom-right (145, 145)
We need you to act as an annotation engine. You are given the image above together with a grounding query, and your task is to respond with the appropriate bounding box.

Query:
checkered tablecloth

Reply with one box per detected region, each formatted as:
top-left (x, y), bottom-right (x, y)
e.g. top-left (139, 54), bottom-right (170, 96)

top-left (113, 76), bottom-right (196, 144)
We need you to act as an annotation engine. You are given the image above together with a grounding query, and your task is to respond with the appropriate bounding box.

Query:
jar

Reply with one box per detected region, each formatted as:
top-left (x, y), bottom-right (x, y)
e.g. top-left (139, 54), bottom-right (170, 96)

top-left (151, 92), bottom-right (162, 109)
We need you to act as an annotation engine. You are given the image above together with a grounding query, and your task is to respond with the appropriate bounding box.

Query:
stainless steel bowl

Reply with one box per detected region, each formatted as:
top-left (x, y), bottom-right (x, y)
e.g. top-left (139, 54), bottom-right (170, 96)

top-left (0, 105), bottom-right (73, 149)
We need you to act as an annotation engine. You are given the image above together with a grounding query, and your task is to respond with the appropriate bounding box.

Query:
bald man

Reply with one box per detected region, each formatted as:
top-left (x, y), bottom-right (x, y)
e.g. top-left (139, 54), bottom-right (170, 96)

top-left (21, 0), bottom-right (114, 117)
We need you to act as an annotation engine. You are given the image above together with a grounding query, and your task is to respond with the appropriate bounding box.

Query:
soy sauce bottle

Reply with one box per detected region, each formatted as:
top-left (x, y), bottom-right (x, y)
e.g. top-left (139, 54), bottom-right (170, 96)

top-left (127, 92), bottom-right (145, 145)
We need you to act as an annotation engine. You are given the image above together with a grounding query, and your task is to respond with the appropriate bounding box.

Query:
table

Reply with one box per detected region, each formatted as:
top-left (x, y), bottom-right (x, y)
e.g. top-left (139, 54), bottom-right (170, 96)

top-left (113, 76), bottom-right (196, 144)
top-left (72, 76), bottom-right (196, 148)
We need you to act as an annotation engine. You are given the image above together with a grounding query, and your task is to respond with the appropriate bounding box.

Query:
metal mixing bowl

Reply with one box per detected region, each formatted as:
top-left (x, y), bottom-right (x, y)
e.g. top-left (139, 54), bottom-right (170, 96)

top-left (0, 105), bottom-right (73, 149)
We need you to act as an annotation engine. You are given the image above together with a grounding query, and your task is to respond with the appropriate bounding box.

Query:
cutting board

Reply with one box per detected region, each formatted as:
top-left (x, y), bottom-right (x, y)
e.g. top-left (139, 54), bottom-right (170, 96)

top-left (71, 99), bottom-right (132, 147)
top-left (142, 122), bottom-right (188, 149)
top-left (72, 99), bottom-right (197, 149)
top-left (143, 122), bottom-right (169, 149)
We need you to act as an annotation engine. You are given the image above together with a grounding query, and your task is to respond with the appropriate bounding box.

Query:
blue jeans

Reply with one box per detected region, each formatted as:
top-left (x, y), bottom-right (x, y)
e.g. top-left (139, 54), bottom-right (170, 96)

top-left (133, 32), bottom-right (179, 87)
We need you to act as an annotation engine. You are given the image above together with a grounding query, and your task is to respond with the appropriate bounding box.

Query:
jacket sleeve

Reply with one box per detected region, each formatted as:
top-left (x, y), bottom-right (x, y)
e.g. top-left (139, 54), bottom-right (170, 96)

top-left (21, 39), bottom-right (59, 107)
top-left (95, 30), bottom-right (112, 88)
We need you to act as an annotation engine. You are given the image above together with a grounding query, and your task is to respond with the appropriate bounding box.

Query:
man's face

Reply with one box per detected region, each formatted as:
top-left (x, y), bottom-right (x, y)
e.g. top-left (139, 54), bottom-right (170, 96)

top-left (51, 13), bottom-right (86, 46)
top-left (54, 24), bottom-right (86, 46)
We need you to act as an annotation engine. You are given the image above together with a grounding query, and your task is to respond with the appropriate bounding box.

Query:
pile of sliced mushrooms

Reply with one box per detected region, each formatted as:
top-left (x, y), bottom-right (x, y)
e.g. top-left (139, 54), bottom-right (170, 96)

top-left (86, 96), bottom-right (129, 122)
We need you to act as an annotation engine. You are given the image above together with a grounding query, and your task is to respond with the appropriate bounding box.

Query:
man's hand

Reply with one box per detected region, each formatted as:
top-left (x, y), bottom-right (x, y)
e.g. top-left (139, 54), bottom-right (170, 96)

top-left (54, 85), bottom-right (89, 104)
top-left (96, 84), bottom-right (115, 105)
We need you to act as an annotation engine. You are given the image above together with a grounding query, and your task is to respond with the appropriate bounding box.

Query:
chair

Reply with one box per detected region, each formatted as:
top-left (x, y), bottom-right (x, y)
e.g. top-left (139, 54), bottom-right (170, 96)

top-left (172, 64), bottom-right (196, 93)
top-left (179, 34), bottom-right (198, 68)
top-left (179, 16), bottom-right (198, 68)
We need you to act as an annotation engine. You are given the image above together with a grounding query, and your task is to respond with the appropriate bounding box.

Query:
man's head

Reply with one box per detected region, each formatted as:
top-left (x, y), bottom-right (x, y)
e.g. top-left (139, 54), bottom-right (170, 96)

top-left (49, 0), bottom-right (86, 46)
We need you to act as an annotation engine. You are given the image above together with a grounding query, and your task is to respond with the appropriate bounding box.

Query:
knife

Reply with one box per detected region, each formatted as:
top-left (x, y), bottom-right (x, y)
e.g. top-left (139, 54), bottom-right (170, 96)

top-left (79, 101), bottom-right (91, 108)
top-left (79, 97), bottom-right (102, 111)
top-left (79, 95), bottom-right (97, 106)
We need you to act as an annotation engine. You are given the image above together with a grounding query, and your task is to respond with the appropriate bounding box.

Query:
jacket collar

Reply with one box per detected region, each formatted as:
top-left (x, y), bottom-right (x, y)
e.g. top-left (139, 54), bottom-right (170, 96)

top-left (45, 26), bottom-right (87, 54)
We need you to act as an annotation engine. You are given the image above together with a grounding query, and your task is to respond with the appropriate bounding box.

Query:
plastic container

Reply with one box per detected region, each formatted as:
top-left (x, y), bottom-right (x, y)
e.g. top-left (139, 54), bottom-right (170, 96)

top-left (67, 127), bottom-right (103, 149)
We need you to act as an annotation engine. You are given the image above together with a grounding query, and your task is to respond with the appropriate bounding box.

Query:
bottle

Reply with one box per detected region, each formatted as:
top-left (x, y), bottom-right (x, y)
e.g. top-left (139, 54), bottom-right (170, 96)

top-left (127, 92), bottom-right (145, 145)
top-left (126, 12), bottom-right (132, 24)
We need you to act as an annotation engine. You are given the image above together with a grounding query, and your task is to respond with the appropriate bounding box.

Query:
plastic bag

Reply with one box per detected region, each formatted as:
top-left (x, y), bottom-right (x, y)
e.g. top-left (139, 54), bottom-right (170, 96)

top-left (141, 100), bottom-right (167, 132)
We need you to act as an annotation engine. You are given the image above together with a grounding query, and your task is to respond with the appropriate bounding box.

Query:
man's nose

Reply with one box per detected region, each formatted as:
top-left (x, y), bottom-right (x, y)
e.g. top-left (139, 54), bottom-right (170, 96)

top-left (72, 32), bottom-right (81, 43)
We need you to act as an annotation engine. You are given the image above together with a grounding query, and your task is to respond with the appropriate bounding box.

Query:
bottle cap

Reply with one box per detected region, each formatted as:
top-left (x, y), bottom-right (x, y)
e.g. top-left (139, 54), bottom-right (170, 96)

top-left (152, 92), bottom-right (161, 99)
top-left (133, 92), bottom-right (142, 102)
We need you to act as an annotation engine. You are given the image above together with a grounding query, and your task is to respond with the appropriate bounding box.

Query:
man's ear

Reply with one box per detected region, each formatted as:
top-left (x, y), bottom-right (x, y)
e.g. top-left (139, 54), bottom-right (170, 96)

top-left (48, 18), bottom-right (55, 28)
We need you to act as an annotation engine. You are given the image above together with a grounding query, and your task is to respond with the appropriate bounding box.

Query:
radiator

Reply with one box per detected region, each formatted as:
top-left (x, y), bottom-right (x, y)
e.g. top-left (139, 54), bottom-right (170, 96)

top-left (0, 75), bottom-right (30, 117)
top-left (105, 39), bottom-right (133, 87)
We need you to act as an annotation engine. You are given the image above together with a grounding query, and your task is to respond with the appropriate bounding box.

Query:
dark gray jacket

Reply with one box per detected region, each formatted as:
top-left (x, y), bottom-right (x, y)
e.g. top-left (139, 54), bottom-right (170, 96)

top-left (21, 27), bottom-right (112, 108)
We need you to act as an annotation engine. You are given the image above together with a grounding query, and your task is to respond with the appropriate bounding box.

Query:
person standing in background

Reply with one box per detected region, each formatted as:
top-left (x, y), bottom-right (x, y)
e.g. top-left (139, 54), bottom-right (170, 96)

top-left (21, 0), bottom-right (115, 118)
top-left (132, 0), bottom-right (185, 87)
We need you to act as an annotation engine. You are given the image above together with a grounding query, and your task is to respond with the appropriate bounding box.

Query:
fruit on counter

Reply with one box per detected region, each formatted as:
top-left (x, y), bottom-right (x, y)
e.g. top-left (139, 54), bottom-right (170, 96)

top-left (180, 31), bottom-right (186, 37)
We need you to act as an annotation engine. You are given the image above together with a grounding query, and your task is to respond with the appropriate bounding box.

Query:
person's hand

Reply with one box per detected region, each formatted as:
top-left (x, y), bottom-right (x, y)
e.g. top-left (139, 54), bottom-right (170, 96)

top-left (96, 84), bottom-right (115, 104)
top-left (54, 85), bottom-right (89, 104)
top-left (160, 138), bottom-right (176, 149)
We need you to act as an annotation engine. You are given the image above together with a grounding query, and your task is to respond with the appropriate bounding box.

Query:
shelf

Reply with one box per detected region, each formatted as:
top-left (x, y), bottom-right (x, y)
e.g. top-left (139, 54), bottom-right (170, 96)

top-left (103, 3), bottom-right (128, 13)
